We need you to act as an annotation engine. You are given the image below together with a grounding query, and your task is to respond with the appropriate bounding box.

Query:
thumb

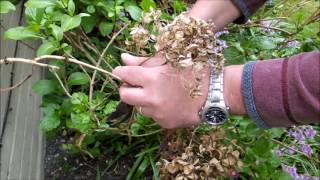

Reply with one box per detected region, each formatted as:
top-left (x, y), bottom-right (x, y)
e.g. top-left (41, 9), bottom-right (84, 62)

top-left (121, 53), bottom-right (147, 66)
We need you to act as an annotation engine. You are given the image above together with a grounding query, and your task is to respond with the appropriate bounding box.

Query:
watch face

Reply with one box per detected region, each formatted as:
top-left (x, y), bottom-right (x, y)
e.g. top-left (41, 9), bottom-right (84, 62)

top-left (203, 106), bottom-right (228, 125)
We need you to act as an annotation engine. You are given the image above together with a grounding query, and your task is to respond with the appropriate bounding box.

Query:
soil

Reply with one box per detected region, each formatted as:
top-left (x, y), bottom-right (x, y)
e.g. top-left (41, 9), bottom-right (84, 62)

top-left (44, 134), bottom-right (135, 180)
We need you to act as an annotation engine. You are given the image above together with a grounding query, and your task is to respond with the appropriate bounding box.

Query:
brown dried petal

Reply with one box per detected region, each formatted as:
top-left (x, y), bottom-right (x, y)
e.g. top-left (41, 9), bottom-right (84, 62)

top-left (166, 163), bottom-right (179, 174)
top-left (183, 164), bottom-right (194, 175)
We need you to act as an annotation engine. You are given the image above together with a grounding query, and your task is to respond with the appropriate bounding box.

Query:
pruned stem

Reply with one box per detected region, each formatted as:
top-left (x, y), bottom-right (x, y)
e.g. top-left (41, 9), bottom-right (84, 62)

top-left (89, 24), bottom-right (128, 103)
top-left (0, 58), bottom-right (59, 69)
top-left (51, 70), bottom-right (72, 97)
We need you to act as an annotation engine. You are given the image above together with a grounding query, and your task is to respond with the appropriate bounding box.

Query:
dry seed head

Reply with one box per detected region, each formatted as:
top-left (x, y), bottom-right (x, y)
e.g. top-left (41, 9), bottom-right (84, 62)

top-left (155, 13), bottom-right (225, 72)
top-left (158, 128), bottom-right (243, 179)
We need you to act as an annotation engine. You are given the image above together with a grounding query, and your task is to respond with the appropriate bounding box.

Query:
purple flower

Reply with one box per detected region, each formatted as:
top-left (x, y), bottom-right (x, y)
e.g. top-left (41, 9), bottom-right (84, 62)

top-left (230, 170), bottom-right (240, 179)
top-left (289, 129), bottom-right (306, 143)
top-left (287, 145), bottom-right (296, 155)
top-left (274, 149), bottom-right (284, 156)
top-left (260, 20), bottom-right (273, 27)
top-left (300, 175), bottom-right (319, 180)
top-left (213, 39), bottom-right (228, 53)
top-left (303, 126), bottom-right (317, 139)
top-left (300, 175), bottom-right (311, 180)
top-left (300, 144), bottom-right (313, 156)
top-left (287, 40), bottom-right (300, 48)
top-left (282, 164), bottom-right (299, 180)
top-left (214, 30), bottom-right (229, 38)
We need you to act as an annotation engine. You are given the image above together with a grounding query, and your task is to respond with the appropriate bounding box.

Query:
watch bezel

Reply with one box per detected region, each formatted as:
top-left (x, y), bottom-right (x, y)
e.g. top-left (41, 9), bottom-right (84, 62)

top-left (200, 104), bottom-right (229, 125)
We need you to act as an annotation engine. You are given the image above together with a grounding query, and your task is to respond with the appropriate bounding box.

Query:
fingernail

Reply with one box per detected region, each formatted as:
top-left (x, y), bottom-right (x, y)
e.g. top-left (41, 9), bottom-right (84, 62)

top-left (121, 53), bottom-right (132, 60)
top-left (112, 66), bottom-right (122, 74)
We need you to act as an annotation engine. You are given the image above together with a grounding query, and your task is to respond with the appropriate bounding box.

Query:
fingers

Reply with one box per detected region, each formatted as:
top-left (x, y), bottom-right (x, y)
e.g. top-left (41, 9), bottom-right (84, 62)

top-left (119, 85), bottom-right (148, 106)
top-left (121, 53), bottom-right (166, 67)
top-left (136, 106), bottom-right (154, 117)
top-left (113, 66), bottom-right (149, 86)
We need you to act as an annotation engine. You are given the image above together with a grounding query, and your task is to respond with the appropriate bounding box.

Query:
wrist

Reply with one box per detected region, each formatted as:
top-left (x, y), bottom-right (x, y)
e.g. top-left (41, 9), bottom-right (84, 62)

top-left (224, 65), bottom-right (246, 115)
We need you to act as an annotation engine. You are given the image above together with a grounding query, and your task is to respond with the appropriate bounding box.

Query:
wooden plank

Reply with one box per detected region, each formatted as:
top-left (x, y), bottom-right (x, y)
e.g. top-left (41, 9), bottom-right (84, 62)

top-left (0, 1), bottom-right (22, 139)
top-left (0, 2), bottom-right (45, 180)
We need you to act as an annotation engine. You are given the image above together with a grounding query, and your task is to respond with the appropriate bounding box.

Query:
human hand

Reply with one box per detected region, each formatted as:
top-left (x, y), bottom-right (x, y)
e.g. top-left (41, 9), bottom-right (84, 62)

top-left (113, 54), bottom-right (210, 129)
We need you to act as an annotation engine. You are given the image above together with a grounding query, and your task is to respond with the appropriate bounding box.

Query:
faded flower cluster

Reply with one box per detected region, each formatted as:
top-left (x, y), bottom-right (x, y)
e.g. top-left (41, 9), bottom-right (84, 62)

top-left (155, 13), bottom-right (224, 72)
top-left (128, 12), bottom-right (225, 72)
top-left (157, 129), bottom-right (243, 179)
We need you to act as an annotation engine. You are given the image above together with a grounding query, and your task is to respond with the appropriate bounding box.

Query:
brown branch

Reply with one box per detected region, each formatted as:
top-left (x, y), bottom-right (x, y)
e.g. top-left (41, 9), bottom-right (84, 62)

top-left (89, 24), bottom-right (128, 103)
top-left (0, 58), bottom-right (59, 69)
top-left (0, 56), bottom-right (121, 80)
top-left (35, 55), bottom-right (121, 80)
top-left (51, 70), bottom-right (71, 97)
top-left (0, 74), bottom-right (32, 92)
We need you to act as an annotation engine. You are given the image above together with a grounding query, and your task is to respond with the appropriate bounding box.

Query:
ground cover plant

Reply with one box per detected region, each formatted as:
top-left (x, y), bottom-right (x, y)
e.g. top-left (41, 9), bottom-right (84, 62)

top-left (0, 0), bottom-right (319, 179)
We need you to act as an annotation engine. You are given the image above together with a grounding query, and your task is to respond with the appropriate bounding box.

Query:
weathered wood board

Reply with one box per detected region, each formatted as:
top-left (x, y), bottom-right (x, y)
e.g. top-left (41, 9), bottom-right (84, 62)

top-left (0, 2), bottom-right (45, 180)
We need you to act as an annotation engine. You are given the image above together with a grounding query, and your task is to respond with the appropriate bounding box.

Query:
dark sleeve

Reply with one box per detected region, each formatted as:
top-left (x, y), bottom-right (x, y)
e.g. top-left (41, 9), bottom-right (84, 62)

top-left (230, 0), bottom-right (267, 23)
top-left (242, 51), bottom-right (320, 128)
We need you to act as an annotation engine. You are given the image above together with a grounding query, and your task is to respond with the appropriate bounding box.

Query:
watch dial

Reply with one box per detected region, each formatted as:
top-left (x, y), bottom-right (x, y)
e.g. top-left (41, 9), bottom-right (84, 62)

top-left (204, 107), bottom-right (227, 124)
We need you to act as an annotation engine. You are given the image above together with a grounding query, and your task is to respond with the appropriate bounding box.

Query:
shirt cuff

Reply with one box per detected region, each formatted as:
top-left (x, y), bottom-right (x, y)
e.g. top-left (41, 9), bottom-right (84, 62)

top-left (230, 0), bottom-right (251, 24)
top-left (241, 61), bottom-right (270, 128)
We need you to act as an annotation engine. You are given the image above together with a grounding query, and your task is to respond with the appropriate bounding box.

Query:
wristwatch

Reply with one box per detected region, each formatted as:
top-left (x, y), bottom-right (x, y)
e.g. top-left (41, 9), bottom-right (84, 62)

top-left (199, 68), bottom-right (230, 125)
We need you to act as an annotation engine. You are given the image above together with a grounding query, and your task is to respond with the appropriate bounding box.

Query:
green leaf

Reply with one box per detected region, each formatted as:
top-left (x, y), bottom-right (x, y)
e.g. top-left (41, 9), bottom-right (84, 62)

top-left (133, 156), bottom-right (150, 179)
top-left (4, 26), bottom-right (40, 40)
top-left (70, 92), bottom-right (88, 105)
top-left (268, 128), bottom-right (284, 138)
top-left (173, 0), bottom-right (187, 13)
top-left (67, 0), bottom-right (75, 16)
top-left (25, 7), bottom-right (44, 24)
top-left (32, 80), bottom-right (56, 95)
top-left (49, 24), bottom-right (63, 41)
top-left (86, 5), bottom-right (95, 13)
top-left (252, 137), bottom-right (270, 156)
top-left (140, 0), bottom-right (156, 11)
top-left (255, 37), bottom-right (277, 50)
top-left (37, 41), bottom-right (59, 56)
top-left (68, 72), bottom-right (90, 86)
top-left (98, 22), bottom-right (113, 36)
top-left (81, 16), bottom-right (98, 33)
top-left (67, 112), bottom-right (93, 133)
top-left (271, 171), bottom-right (292, 180)
top-left (125, 5), bottom-right (142, 21)
top-left (25, 0), bottom-right (56, 8)
top-left (103, 100), bottom-right (118, 115)
top-left (0, 1), bottom-right (16, 14)
top-left (61, 14), bottom-right (81, 32)
top-left (130, 123), bottom-right (142, 135)
top-left (40, 112), bottom-right (60, 132)
top-left (223, 47), bottom-right (246, 64)
top-left (40, 104), bottom-right (60, 132)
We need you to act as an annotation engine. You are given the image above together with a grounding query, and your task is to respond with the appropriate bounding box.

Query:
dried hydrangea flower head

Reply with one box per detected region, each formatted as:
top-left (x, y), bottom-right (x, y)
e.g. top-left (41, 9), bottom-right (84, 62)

top-left (141, 8), bottom-right (162, 24)
top-left (127, 12), bottom-right (226, 97)
top-left (129, 25), bottom-right (150, 48)
top-left (157, 128), bottom-right (243, 179)
top-left (155, 13), bottom-right (225, 73)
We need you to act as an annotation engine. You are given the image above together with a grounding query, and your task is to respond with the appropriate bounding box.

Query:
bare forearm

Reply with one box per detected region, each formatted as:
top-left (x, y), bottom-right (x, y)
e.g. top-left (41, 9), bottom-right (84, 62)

top-left (188, 0), bottom-right (241, 30)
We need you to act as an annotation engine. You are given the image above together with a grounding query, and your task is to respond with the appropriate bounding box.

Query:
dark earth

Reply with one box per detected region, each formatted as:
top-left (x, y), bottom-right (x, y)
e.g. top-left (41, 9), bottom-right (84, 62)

top-left (44, 134), bottom-right (136, 180)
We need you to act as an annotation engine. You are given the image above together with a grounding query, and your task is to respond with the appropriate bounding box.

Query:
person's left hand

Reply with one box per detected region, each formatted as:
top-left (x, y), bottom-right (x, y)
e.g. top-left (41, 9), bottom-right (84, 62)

top-left (112, 54), bottom-right (210, 129)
